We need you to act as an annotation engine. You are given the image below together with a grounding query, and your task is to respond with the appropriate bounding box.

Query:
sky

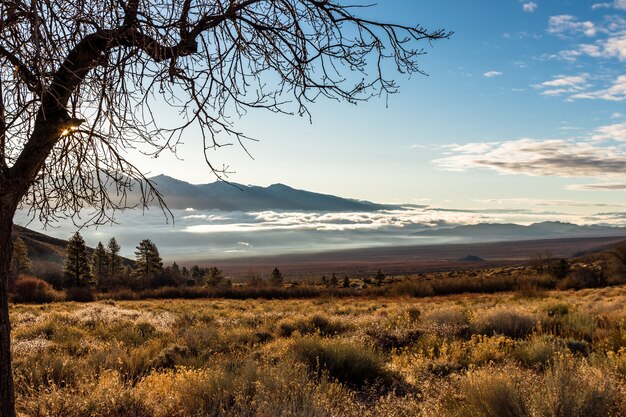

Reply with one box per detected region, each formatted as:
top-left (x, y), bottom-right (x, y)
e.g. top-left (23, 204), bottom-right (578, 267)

top-left (18, 0), bottom-right (626, 259)
top-left (127, 0), bottom-right (626, 217)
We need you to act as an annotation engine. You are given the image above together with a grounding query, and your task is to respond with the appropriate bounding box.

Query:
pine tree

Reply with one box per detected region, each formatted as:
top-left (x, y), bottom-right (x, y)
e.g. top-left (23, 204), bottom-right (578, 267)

top-left (107, 237), bottom-right (121, 278)
top-left (204, 267), bottom-right (224, 287)
top-left (135, 239), bottom-right (163, 277)
top-left (91, 242), bottom-right (109, 288)
top-left (375, 269), bottom-right (385, 287)
top-left (10, 237), bottom-right (32, 279)
top-left (270, 267), bottom-right (283, 287)
top-left (330, 273), bottom-right (339, 287)
top-left (342, 276), bottom-right (350, 288)
top-left (171, 262), bottom-right (181, 279)
top-left (63, 232), bottom-right (92, 288)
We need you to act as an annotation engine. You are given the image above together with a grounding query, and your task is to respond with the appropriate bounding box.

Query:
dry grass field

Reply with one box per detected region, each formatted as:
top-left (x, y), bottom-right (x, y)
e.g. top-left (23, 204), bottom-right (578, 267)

top-left (9, 284), bottom-right (626, 417)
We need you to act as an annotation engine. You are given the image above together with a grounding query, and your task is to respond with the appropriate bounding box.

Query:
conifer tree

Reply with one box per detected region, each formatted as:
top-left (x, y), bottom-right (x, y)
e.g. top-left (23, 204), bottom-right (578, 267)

top-left (10, 237), bottom-right (32, 279)
top-left (330, 273), bottom-right (339, 288)
top-left (63, 232), bottom-right (92, 288)
top-left (270, 267), bottom-right (283, 287)
top-left (343, 276), bottom-right (350, 288)
top-left (135, 239), bottom-right (163, 277)
top-left (107, 237), bottom-right (121, 278)
top-left (204, 267), bottom-right (224, 288)
top-left (91, 242), bottom-right (109, 288)
top-left (375, 269), bottom-right (386, 287)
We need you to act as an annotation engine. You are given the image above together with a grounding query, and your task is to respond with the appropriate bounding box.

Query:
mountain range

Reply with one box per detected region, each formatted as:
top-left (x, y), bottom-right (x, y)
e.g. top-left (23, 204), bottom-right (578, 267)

top-left (144, 175), bottom-right (398, 211)
top-left (413, 221), bottom-right (626, 241)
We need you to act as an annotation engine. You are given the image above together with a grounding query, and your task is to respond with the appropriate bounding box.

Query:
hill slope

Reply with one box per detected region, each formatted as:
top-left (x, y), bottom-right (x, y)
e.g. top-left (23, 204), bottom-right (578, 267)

top-left (144, 175), bottom-right (398, 211)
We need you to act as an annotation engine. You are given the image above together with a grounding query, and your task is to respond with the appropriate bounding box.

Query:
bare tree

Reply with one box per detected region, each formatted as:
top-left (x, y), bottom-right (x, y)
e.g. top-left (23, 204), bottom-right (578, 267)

top-left (0, 1), bottom-right (449, 414)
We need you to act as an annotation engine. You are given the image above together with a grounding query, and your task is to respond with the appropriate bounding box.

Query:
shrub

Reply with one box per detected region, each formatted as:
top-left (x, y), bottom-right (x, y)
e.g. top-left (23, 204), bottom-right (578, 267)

top-left (544, 302), bottom-right (570, 317)
top-left (530, 356), bottom-right (622, 417)
top-left (277, 315), bottom-right (346, 337)
top-left (557, 266), bottom-right (607, 290)
top-left (291, 336), bottom-right (397, 392)
top-left (422, 307), bottom-right (469, 338)
top-left (12, 275), bottom-right (62, 303)
top-left (66, 286), bottom-right (96, 302)
top-left (513, 335), bottom-right (559, 368)
top-left (470, 309), bottom-right (536, 339)
top-left (449, 367), bottom-right (528, 417)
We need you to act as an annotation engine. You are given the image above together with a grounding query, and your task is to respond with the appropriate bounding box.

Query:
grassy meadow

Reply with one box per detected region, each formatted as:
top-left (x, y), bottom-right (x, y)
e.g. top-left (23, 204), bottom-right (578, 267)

top-left (9, 284), bottom-right (626, 416)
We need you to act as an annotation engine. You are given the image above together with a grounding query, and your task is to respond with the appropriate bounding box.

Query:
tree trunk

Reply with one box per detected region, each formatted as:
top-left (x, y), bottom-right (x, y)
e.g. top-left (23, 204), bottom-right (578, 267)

top-left (0, 205), bottom-right (15, 417)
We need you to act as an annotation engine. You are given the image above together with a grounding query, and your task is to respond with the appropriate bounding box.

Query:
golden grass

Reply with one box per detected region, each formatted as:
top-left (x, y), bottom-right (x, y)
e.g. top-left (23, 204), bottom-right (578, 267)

top-left (9, 285), bottom-right (626, 416)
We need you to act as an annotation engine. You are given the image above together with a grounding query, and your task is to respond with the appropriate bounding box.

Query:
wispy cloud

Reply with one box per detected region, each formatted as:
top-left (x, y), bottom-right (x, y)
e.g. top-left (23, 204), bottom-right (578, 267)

top-left (434, 138), bottom-right (626, 177)
top-left (572, 74), bottom-right (626, 101)
top-left (548, 15), bottom-right (597, 37)
top-left (522, 2), bottom-right (538, 12)
top-left (591, 122), bottom-right (626, 141)
top-left (592, 1), bottom-right (626, 10)
top-left (579, 33), bottom-right (626, 60)
top-left (533, 74), bottom-right (589, 96)
top-left (484, 71), bottom-right (503, 78)
top-left (567, 183), bottom-right (626, 190)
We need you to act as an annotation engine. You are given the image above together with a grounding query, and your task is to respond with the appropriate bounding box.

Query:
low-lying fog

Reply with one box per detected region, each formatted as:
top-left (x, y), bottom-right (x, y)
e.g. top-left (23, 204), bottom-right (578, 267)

top-left (14, 206), bottom-right (626, 262)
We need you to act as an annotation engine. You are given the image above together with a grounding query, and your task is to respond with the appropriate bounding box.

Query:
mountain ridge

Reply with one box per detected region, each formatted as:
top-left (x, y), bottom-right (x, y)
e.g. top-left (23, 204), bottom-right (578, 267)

top-left (145, 174), bottom-right (399, 212)
top-left (412, 221), bottom-right (626, 241)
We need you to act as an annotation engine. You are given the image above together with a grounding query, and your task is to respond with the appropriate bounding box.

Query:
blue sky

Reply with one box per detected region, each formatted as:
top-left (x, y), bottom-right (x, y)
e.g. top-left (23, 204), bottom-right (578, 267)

top-left (134, 1), bottom-right (626, 218)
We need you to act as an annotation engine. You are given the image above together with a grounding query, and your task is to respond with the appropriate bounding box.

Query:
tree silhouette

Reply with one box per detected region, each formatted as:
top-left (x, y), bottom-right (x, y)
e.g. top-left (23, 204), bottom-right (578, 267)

top-left (134, 239), bottom-right (163, 278)
top-left (63, 232), bottom-right (92, 288)
top-left (107, 237), bottom-right (122, 279)
top-left (9, 236), bottom-right (31, 284)
top-left (270, 267), bottom-right (283, 287)
top-left (91, 242), bottom-right (109, 289)
top-left (204, 266), bottom-right (224, 287)
top-left (0, 1), bottom-right (450, 414)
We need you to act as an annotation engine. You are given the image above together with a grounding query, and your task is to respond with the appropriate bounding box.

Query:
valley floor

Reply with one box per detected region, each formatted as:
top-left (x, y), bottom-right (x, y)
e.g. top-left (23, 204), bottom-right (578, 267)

top-left (10, 286), bottom-right (626, 416)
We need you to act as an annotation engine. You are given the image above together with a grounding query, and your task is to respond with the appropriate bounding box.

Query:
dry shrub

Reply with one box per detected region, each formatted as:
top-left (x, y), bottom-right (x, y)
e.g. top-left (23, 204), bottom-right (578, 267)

top-left (17, 371), bottom-right (151, 417)
top-left (65, 286), bottom-right (96, 302)
top-left (291, 336), bottom-right (399, 393)
top-left (12, 275), bottom-right (62, 304)
top-left (277, 314), bottom-right (346, 337)
top-left (470, 309), bottom-right (536, 339)
top-left (422, 307), bottom-right (469, 338)
top-left (448, 367), bottom-right (528, 417)
top-left (513, 335), bottom-right (560, 368)
top-left (364, 323), bottom-right (422, 352)
top-left (134, 362), bottom-right (355, 417)
top-left (530, 356), bottom-right (623, 417)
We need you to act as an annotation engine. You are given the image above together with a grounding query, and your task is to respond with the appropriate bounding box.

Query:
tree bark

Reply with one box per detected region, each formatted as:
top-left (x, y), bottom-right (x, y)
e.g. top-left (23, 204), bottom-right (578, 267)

top-left (0, 199), bottom-right (16, 417)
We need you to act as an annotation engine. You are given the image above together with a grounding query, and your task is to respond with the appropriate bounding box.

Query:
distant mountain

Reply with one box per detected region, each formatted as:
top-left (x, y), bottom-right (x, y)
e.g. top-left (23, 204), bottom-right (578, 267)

top-left (458, 255), bottom-right (486, 262)
top-left (144, 175), bottom-right (398, 212)
top-left (412, 221), bottom-right (626, 241)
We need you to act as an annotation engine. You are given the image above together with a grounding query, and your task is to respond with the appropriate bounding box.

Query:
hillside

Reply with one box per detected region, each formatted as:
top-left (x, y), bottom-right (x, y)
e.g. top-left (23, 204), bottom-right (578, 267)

top-left (142, 175), bottom-right (399, 211)
top-left (12, 225), bottom-right (133, 271)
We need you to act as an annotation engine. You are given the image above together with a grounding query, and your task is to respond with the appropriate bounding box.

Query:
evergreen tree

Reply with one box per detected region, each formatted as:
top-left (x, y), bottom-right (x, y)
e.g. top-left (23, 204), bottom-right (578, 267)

top-left (342, 276), bottom-right (350, 288)
top-left (134, 239), bottom-right (163, 277)
top-left (91, 242), bottom-right (109, 288)
top-left (191, 265), bottom-right (203, 279)
top-left (321, 275), bottom-right (328, 287)
top-left (270, 267), bottom-right (283, 287)
top-left (375, 269), bottom-right (385, 287)
top-left (330, 273), bottom-right (339, 287)
top-left (10, 237), bottom-right (32, 279)
top-left (171, 262), bottom-right (181, 279)
top-left (204, 267), bottom-right (225, 287)
top-left (107, 237), bottom-right (121, 278)
top-left (63, 232), bottom-right (92, 288)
